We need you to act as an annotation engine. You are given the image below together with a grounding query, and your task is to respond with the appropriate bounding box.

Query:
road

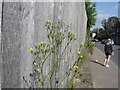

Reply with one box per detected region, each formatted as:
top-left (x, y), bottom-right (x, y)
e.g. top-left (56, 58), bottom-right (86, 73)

top-left (97, 43), bottom-right (119, 71)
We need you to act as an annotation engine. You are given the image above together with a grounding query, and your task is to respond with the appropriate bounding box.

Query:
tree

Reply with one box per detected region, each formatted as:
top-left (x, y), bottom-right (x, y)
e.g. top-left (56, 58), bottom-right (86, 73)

top-left (85, 1), bottom-right (97, 36)
top-left (101, 19), bottom-right (109, 30)
top-left (96, 16), bottom-right (120, 41)
top-left (95, 30), bottom-right (114, 41)
top-left (102, 16), bottom-right (119, 31)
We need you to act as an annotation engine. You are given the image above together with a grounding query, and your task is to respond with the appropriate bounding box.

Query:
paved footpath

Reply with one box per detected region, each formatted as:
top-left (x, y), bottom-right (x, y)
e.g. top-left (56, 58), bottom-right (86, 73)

top-left (90, 47), bottom-right (118, 88)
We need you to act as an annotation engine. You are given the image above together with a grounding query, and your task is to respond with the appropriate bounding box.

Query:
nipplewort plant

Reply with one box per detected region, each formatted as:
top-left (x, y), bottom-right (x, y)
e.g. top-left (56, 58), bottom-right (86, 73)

top-left (24, 20), bottom-right (85, 88)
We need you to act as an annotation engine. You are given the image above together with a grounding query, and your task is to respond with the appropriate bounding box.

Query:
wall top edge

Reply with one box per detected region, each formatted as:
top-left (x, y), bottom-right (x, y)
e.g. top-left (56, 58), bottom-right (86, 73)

top-left (0, 0), bottom-right (120, 2)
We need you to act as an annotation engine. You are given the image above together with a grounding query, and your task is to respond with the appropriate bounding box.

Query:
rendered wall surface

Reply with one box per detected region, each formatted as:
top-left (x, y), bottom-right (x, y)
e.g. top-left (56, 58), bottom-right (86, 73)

top-left (0, 1), bottom-right (3, 89)
top-left (0, 0), bottom-right (87, 88)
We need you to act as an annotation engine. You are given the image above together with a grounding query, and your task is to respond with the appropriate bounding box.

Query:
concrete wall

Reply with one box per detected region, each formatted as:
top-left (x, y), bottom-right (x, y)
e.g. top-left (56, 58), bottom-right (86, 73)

top-left (0, 1), bottom-right (87, 88)
top-left (0, 1), bottom-right (3, 89)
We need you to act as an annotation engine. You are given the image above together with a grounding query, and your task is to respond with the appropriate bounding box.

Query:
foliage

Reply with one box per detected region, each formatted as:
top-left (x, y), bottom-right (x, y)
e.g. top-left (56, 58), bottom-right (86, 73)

top-left (84, 0), bottom-right (97, 54)
top-left (84, 37), bottom-right (95, 55)
top-left (102, 16), bottom-right (119, 31)
top-left (24, 20), bottom-right (86, 88)
top-left (95, 30), bottom-right (114, 41)
top-left (95, 16), bottom-right (119, 40)
top-left (85, 1), bottom-right (97, 36)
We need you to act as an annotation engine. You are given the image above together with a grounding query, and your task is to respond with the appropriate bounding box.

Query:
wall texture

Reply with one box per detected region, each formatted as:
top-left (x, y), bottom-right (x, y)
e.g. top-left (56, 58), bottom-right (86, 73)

top-left (0, 1), bottom-right (3, 89)
top-left (0, 0), bottom-right (87, 88)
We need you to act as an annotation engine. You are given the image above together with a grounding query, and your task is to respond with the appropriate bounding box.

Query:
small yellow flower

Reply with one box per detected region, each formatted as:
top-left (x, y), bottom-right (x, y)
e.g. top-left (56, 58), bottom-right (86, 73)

top-left (41, 42), bottom-right (43, 44)
top-left (74, 66), bottom-right (79, 69)
top-left (33, 62), bottom-right (37, 66)
top-left (38, 43), bottom-right (41, 46)
top-left (80, 55), bottom-right (83, 58)
top-left (91, 42), bottom-right (95, 44)
top-left (96, 60), bottom-right (99, 62)
top-left (38, 42), bottom-right (43, 46)
top-left (36, 50), bottom-right (39, 53)
top-left (29, 48), bottom-right (33, 51)
top-left (78, 52), bottom-right (81, 55)
top-left (37, 68), bottom-right (40, 72)
top-left (47, 20), bottom-right (51, 23)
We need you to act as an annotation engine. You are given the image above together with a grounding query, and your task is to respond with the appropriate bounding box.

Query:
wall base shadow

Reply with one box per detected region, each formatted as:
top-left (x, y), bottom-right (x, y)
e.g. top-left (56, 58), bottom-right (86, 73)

top-left (90, 60), bottom-right (105, 67)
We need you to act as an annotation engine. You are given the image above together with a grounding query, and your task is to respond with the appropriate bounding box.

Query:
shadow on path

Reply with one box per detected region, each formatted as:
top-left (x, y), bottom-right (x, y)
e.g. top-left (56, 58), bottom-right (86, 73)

top-left (90, 60), bottom-right (104, 67)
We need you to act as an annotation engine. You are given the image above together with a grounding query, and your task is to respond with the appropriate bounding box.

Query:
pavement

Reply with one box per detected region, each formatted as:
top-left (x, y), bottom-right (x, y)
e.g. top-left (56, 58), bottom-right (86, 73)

top-left (90, 47), bottom-right (118, 88)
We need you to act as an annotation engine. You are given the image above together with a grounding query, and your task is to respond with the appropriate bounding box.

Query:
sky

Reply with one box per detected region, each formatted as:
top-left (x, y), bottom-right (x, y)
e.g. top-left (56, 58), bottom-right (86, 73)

top-left (91, 2), bottom-right (119, 30)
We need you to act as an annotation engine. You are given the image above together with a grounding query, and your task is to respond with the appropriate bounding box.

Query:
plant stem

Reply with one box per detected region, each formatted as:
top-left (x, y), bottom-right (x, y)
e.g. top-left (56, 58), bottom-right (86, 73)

top-left (55, 55), bottom-right (80, 88)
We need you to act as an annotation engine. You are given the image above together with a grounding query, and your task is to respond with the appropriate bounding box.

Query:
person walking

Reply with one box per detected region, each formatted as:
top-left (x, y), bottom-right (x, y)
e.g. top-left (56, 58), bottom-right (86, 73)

top-left (103, 38), bottom-right (114, 67)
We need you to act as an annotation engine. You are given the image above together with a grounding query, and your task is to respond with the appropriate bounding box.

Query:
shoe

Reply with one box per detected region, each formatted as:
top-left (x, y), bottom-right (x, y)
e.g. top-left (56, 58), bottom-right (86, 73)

top-left (103, 63), bottom-right (106, 66)
top-left (105, 64), bottom-right (109, 67)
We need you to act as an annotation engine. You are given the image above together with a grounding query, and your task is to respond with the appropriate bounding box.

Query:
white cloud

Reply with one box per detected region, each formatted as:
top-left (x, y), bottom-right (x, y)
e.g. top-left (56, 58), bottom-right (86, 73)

top-left (96, 10), bottom-right (112, 21)
top-left (114, 4), bottom-right (118, 9)
top-left (97, 14), bottom-right (111, 20)
top-left (97, 10), bottom-right (108, 14)
top-left (92, 3), bottom-right (118, 30)
top-left (91, 13), bottom-right (111, 30)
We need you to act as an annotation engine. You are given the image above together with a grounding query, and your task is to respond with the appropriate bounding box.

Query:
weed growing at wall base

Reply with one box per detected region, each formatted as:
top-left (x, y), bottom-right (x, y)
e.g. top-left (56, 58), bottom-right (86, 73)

top-left (84, 36), bottom-right (95, 55)
top-left (23, 20), bottom-right (85, 88)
